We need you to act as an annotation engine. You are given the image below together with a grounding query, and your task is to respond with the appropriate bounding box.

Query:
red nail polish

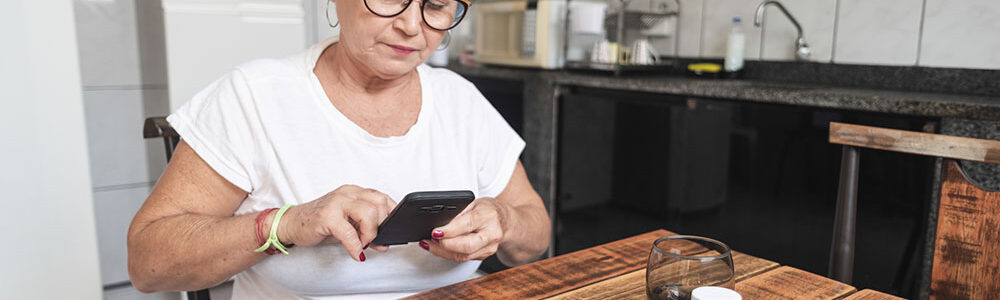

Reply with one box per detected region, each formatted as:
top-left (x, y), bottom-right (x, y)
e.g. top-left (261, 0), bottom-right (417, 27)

top-left (359, 252), bottom-right (366, 262)
top-left (419, 241), bottom-right (429, 250)
top-left (432, 230), bottom-right (444, 238)
top-left (363, 243), bottom-right (369, 250)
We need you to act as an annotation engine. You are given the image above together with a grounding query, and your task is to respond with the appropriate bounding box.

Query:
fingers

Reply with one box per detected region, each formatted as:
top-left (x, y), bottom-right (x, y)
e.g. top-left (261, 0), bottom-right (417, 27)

top-left (420, 199), bottom-right (507, 263)
top-left (304, 185), bottom-right (399, 260)
top-left (357, 188), bottom-right (395, 224)
top-left (324, 216), bottom-right (366, 261)
top-left (443, 218), bottom-right (503, 250)
top-left (433, 204), bottom-right (489, 240)
top-left (343, 199), bottom-right (380, 251)
top-left (421, 236), bottom-right (498, 262)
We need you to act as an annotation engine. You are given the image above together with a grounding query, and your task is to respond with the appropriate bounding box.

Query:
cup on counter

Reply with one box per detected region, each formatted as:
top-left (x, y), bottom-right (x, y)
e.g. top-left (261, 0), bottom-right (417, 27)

top-left (646, 235), bottom-right (736, 300)
top-left (630, 39), bottom-right (659, 65)
top-left (591, 40), bottom-right (621, 64)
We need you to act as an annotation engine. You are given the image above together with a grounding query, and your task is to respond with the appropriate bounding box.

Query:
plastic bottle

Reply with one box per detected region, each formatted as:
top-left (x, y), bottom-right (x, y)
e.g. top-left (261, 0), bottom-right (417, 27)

top-left (724, 17), bottom-right (745, 73)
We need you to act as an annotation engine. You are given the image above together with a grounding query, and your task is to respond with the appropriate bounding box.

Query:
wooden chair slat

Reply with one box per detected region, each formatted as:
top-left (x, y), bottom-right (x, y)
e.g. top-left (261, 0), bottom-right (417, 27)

top-left (843, 289), bottom-right (905, 300)
top-left (402, 230), bottom-right (674, 300)
top-left (543, 251), bottom-right (779, 300)
top-left (828, 122), bottom-right (1000, 164)
top-left (735, 266), bottom-right (856, 300)
top-left (929, 160), bottom-right (1000, 300)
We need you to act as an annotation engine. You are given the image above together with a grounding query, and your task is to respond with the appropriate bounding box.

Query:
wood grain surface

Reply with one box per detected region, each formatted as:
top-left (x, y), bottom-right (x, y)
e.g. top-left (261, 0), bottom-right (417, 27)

top-left (828, 122), bottom-right (1000, 164)
top-left (543, 251), bottom-right (779, 300)
top-left (735, 266), bottom-right (856, 300)
top-left (843, 289), bottom-right (905, 300)
top-left (929, 160), bottom-right (1000, 300)
top-left (402, 230), bottom-right (676, 300)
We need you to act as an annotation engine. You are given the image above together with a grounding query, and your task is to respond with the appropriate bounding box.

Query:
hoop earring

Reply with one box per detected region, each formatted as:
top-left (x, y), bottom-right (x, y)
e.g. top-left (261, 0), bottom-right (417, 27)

top-left (325, 0), bottom-right (339, 28)
top-left (437, 31), bottom-right (451, 50)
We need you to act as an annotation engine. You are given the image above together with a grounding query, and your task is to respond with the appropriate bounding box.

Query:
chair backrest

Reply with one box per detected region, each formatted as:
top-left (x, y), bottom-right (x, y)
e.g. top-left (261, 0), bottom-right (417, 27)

top-left (142, 116), bottom-right (180, 161)
top-left (829, 122), bottom-right (1000, 299)
top-left (930, 160), bottom-right (999, 299)
top-left (143, 116), bottom-right (210, 300)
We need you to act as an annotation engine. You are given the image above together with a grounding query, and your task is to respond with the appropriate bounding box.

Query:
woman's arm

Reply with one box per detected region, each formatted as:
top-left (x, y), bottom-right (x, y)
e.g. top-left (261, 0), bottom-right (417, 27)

top-left (129, 141), bottom-right (397, 292)
top-left (423, 161), bottom-right (551, 266)
top-left (127, 141), bottom-right (264, 292)
top-left (492, 161), bottom-right (551, 265)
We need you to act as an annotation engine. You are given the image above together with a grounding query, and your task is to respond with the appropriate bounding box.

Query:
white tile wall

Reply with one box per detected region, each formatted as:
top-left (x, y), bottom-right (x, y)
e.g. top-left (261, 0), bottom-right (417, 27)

top-left (73, 0), bottom-right (143, 87)
top-left (82, 89), bottom-right (169, 188)
top-left (94, 186), bottom-right (153, 285)
top-left (75, 0), bottom-right (174, 294)
top-left (648, 0), bottom-right (702, 58)
top-left (135, 0), bottom-right (170, 86)
top-left (919, 0), bottom-right (1000, 69)
top-left (700, 0), bottom-right (764, 59)
top-left (758, 0), bottom-right (836, 62)
top-left (675, 0), bottom-right (703, 57)
top-left (833, 0), bottom-right (923, 66)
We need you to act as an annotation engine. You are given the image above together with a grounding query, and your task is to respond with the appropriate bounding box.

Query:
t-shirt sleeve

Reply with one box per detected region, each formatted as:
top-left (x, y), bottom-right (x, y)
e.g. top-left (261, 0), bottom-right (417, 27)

top-left (166, 69), bottom-right (258, 192)
top-left (474, 91), bottom-right (527, 198)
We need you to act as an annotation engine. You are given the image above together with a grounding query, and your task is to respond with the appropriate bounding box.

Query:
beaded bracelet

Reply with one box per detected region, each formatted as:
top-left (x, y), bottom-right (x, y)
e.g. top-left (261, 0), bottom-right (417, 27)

top-left (254, 204), bottom-right (294, 255)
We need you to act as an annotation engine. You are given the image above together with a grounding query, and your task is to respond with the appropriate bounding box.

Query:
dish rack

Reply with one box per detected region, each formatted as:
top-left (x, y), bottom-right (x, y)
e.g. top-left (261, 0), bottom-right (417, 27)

top-left (563, 0), bottom-right (681, 75)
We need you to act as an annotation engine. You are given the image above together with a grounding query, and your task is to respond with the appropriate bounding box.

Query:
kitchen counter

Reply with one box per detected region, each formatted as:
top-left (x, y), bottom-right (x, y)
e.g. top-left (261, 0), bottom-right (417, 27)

top-left (447, 63), bottom-right (1000, 121)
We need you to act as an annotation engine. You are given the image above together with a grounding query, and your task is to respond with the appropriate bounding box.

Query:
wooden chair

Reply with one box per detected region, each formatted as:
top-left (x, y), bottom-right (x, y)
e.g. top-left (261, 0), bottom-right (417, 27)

top-left (143, 116), bottom-right (210, 300)
top-left (827, 122), bottom-right (1000, 299)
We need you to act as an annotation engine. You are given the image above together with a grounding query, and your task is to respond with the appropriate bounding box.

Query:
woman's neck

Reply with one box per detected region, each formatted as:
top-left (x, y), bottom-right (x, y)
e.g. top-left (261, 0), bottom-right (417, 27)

top-left (319, 43), bottom-right (415, 98)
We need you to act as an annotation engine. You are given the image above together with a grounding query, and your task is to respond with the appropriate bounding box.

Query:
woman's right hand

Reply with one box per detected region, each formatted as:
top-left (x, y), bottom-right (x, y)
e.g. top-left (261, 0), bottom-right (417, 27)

top-left (276, 185), bottom-right (396, 261)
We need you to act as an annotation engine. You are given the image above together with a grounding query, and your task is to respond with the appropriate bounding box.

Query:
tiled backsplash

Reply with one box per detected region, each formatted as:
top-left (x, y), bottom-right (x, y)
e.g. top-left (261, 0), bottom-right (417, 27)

top-left (599, 0), bottom-right (1000, 69)
top-left (833, 0), bottom-right (923, 65)
top-left (920, 0), bottom-right (1000, 69)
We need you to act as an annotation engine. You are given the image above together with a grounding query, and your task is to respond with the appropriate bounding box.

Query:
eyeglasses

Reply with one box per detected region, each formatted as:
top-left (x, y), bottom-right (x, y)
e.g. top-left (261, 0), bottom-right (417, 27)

top-left (363, 0), bottom-right (470, 31)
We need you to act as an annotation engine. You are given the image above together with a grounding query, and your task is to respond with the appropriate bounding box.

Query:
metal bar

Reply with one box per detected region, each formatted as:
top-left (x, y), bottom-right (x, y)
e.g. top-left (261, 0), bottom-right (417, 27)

top-left (829, 145), bottom-right (859, 284)
top-left (163, 137), bottom-right (174, 162)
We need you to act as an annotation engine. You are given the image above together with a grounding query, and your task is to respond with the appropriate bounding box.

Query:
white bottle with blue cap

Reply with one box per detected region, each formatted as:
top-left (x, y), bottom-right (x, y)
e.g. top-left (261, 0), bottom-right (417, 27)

top-left (724, 17), bottom-right (745, 72)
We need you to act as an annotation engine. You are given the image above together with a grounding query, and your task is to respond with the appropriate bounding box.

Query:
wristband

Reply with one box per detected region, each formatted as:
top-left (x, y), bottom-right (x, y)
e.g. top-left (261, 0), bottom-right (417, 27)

top-left (254, 208), bottom-right (279, 255)
top-left (255, 204), bottom-right (294, 255)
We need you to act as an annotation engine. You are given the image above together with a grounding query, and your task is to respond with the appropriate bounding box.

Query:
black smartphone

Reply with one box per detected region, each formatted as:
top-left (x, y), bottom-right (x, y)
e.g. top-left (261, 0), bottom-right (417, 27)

top-left (371, 190), bottom-right (475, 246)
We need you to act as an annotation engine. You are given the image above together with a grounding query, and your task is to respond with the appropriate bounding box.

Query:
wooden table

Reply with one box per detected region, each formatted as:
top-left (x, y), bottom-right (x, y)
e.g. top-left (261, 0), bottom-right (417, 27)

top-left (404, 230), bottom-right (902, 300)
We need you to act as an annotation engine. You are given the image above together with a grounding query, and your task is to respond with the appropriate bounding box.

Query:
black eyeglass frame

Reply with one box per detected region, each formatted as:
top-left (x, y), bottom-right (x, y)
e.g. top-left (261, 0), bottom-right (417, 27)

top-left (362, 0), bottom-right (470, 31)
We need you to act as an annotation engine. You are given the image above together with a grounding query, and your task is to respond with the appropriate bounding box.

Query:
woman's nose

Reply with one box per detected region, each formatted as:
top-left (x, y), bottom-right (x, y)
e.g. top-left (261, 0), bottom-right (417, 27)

top-left (393, 0), bottom-right (422, 36)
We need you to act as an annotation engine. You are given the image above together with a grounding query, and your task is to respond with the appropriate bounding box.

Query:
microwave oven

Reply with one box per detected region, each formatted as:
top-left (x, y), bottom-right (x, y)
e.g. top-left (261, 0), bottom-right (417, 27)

top-left (474, 0), bottom-right (566, 69)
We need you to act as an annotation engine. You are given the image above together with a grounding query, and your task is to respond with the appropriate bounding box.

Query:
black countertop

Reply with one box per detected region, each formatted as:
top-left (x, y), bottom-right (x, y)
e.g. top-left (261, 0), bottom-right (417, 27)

top-left (446, 63), bottom-right (1000, 121)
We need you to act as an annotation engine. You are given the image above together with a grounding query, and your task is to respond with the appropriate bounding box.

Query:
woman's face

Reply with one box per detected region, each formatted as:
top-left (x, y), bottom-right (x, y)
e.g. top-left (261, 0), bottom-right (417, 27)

top-left (333, 0), bottom-right (446, 79)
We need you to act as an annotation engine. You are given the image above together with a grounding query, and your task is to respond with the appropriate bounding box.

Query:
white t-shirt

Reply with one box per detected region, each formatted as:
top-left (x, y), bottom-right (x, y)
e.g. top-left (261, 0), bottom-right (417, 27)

top-left (166, 36), bottom-right (525, 299)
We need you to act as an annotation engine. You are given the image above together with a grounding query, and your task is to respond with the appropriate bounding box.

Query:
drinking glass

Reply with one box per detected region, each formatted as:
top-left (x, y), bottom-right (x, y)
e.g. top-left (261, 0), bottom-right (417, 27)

top-left (646, 235), bottom-right (735, 300)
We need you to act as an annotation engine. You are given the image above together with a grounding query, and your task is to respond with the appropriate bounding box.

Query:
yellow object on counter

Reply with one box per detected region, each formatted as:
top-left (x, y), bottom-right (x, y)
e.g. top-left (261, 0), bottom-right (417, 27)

top-left (687, 63), bottom-right (722, 74)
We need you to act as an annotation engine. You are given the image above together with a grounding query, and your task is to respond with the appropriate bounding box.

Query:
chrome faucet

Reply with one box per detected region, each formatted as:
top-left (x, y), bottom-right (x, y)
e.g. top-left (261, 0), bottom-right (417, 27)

top-left (754, 0), bottom-right (810, 61)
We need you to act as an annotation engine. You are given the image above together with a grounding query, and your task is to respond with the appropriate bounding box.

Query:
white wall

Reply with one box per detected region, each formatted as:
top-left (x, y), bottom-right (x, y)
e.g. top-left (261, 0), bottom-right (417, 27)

top-left (0, 0), bottom-right (103, 299)
top-left (161, 0), bottom-right (308, 110)
top-left (597, 0), bottom-right (1000, 69)
top-left (73, 1), bottom-right (174, 298)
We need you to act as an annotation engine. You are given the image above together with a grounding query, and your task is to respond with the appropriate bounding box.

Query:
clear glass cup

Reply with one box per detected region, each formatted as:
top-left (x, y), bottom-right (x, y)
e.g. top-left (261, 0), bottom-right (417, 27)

top-left (646, 235), bottom-right (736, 300)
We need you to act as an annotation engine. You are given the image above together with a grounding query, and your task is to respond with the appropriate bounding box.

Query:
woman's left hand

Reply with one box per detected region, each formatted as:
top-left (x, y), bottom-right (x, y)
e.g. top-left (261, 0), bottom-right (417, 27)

top-left (419, 197), bottom-right (510, 262)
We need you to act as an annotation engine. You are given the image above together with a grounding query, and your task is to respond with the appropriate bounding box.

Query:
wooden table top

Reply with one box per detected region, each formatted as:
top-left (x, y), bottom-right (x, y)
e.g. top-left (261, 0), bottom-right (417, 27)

top-left (404, 229), bottom-right (903, 300)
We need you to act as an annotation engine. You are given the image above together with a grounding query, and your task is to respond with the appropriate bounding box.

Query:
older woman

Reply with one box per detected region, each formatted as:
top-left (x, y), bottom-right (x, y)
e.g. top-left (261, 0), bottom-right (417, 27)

top-left (126, 0), bottom-right (551, 298)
